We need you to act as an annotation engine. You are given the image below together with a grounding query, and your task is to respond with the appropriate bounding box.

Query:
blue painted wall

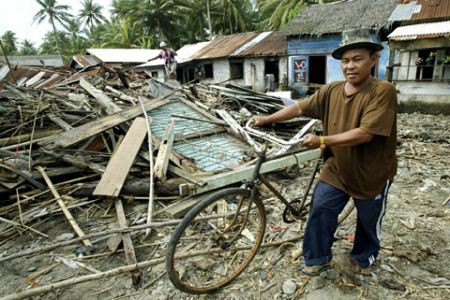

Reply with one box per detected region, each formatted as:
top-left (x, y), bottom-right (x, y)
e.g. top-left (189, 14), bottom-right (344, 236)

top-left (288, 34), bottom-right (389, 87)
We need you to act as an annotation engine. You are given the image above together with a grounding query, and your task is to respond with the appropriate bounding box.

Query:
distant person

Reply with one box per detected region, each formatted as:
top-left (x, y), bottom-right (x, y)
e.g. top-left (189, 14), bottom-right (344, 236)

top-left (148, 42), bottom-right (177, 80)
top-left (252, 29), bottom-right (397, 277)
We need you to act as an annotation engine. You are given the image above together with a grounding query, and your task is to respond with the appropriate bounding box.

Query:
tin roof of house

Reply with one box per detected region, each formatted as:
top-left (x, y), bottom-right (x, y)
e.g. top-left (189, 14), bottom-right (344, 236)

top-left (388, 20), bottom-right (450, 40)
top-left (0, 64), bottom-right (69, 88)
top-left (390, 0), bottom-right (450, 22)
top-left (194, 32), bottom-right (262, 59)
top-left (86, 49), bottom-right (161, 63)
top-left (0, 55), bottom-right (64, 67)
top-left (232, 32), bottom-right (286, 57)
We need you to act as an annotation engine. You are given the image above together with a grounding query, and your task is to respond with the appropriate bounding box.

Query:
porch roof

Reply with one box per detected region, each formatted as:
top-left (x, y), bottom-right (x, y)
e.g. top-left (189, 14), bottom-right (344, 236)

top-left (388, 21), bottom-right (450, 40)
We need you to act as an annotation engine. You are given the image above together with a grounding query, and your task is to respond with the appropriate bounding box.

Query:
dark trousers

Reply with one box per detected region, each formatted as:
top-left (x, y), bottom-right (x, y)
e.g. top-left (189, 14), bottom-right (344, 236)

top-left (303, 180), bottom-right (390, 268)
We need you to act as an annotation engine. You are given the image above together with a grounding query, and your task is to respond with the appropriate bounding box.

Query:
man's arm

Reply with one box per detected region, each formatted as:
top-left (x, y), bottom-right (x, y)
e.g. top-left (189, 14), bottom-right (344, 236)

top-left (252, 103), bottom-right (302, 126)
top-left (302, 128), bottom-right (374, 149)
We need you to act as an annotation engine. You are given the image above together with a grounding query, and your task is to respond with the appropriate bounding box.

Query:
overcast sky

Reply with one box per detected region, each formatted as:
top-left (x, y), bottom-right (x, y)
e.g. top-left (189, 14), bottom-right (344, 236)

top-left (0, 0), bottom-right (113, 47)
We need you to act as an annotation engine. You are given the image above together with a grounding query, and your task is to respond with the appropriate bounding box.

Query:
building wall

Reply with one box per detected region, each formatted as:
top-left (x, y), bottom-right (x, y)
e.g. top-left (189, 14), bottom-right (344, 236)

top-left (244, 58), bottom-right (265, 91)
top-left (144, 68), bottom-right (166, 81)
top-left (287, 34), bottom-right (389, 87)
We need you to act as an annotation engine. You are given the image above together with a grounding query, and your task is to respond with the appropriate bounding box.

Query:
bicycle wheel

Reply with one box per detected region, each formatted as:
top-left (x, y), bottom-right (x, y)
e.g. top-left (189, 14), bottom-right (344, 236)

top-left (166, 187), bottom-right (266, 294)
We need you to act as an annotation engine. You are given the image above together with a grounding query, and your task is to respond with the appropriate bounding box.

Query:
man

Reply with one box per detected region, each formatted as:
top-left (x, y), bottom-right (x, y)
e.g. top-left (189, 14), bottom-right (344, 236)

top-left (148, 42), bottom-right (177, 80)
top-left (252, 29), bottom-right (397, 276)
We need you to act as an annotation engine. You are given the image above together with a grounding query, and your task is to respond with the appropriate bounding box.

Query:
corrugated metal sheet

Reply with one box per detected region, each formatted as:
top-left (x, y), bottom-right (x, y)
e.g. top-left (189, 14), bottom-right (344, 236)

top-left (194, 32), bottom-right (261, 60)
top-left (0, 63), bottom-right (70, 88)
top-left (411, 0), bottom-right (450, 20)
top-left (148, 101), bottom-right (251, 172)
top-left (391, 0), bottom-right (450, 21)
top-left (389, 1), bottom-right (422, 21)
top-left (71, 55), bottom-right (101, 68)
top-left (388, 20), bottom-right (450, 40)
top-left (234, 32), bottom-right (286, 57)
top-left (86, 49), bottom-right (161, 63)
top-left (0, 55), bottom-right (64, 67)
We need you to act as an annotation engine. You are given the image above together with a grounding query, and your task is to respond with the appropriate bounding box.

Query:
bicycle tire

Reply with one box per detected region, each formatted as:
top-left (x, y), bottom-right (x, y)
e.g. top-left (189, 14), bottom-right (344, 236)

top-left (166, 187), bottom-right (266, 294)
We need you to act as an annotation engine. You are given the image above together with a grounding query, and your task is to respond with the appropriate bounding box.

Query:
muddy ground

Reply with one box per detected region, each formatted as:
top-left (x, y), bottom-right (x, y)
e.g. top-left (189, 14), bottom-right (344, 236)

top-left (0, 112), bottom-right (449, 300)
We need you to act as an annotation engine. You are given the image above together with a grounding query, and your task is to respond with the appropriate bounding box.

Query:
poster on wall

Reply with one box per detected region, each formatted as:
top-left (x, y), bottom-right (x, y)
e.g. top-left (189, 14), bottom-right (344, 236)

top-left (289, 56), bottom-right (309, 86)
top-left (294, 59), bottom-right (307, 83)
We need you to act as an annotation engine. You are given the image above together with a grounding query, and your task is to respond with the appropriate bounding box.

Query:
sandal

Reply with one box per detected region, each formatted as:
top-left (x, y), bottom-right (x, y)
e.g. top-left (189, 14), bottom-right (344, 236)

top-left (300, 263), bottom-right (332, 276)
top-left (353, 265), bottom-right (372, 276)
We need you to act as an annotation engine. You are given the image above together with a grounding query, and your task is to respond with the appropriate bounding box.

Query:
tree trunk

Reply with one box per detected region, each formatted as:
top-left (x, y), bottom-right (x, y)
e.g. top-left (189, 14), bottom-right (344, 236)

top-left (50, 16), bottom-right (63, 55)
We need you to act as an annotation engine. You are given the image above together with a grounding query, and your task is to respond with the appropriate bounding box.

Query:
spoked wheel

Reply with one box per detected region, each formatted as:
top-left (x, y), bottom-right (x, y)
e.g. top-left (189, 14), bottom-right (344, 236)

top-left (166, 188), bottom-right (266, 294)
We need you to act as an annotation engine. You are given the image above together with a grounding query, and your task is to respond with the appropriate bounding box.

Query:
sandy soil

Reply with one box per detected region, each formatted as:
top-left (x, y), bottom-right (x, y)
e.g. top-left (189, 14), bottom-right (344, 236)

top-left (0, 112), bottom-right (448, 300)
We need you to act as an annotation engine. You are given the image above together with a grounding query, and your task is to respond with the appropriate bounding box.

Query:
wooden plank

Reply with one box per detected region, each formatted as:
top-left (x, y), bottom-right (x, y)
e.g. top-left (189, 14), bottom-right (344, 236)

top-left (93, 118), bottom-right (148, 197)
top-left (39, 96), bottom-right (171, 148)
top-left (80, 78), bottom-right (121, 114)
top-left (48, 114), bottom-right (73, 131)
top-left (114, 198), bottom-right (141, 285)
top-left (153, 118), bottom-right (175, 182)
top-left (179, 149), bottom-right (321, 196)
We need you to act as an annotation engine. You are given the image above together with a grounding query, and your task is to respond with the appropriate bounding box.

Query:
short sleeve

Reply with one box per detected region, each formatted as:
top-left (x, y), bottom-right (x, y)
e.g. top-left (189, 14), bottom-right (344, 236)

top-left (360, 82), bottom-right (397, 136)
top-left (296, 83), bottom-right (333, 119)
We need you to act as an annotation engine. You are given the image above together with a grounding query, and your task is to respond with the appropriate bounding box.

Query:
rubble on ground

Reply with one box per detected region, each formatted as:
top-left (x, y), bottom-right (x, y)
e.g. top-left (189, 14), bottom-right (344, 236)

top-left (0, 66), bottom-right (448, 299)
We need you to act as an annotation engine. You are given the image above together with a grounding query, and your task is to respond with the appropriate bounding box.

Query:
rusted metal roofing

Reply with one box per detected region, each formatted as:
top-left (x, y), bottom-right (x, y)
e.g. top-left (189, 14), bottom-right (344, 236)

top-left (194, 32), bottom-right (261, 60)
top-left (70, 55), bottom-right (101, 69)
top-left (391, 0), bottom-right (450, 22)
top-left (0, 55), bottom-right (64, 67)
top-left (234, 32), bottom-right (286, 57)
top-left (0, 64), bottom-right (70, 88)
top-left (388, 20), bottom-right (450, 40)
top-left (411, 0), bottom-right (450, 20)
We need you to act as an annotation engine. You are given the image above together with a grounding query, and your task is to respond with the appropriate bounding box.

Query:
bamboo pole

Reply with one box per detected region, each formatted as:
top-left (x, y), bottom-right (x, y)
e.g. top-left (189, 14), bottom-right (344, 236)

top-left (37, 167), bottom-right (92, 247)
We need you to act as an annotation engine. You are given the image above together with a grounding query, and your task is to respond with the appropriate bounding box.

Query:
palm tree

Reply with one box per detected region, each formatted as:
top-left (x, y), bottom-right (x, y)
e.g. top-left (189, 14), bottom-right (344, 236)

top-left (101, 16), bottom-right (143, 48)
top-left (256, 0), bottom-right (337, 30)
top-left (215, 0), bottom-right (255, 35)
top-left (1, 31), bottom-right (18, 55)
top-left (79, 0), bottom-right (108, 30)
top-left (19, 40), bottom-right (38, 55)
top-left (33, 0), bottom-right (72, 55)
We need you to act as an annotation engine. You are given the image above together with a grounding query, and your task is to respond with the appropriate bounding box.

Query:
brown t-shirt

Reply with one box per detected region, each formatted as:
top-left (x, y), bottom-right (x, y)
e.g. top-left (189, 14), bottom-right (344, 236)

top-left (297, 78), bottom-right (397, 199)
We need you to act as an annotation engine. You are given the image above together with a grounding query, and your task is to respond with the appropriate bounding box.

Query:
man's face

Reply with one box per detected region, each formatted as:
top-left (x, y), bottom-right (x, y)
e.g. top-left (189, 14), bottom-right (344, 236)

top-left (340, 48), bottom-right (376, 85)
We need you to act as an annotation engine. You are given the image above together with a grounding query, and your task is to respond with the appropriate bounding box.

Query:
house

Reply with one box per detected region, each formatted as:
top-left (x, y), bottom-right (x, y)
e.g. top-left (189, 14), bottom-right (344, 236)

top-left (0, 55), bottom-right (64, 67)
top-left (281, 0), bottom-right (398, 93)
top-left (136, 32), bottom-right (288, 92)
top-left (387, 0), bottom-right (450, 108)
top-left (69, 48), bottom-right (161, 69)
top-left (193, 31), bottom-right (287, 92)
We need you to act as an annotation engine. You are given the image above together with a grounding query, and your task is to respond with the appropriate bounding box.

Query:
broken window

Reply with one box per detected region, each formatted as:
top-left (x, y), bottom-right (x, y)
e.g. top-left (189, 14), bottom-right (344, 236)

top-left (230, 61), bottom-right (244, 80)
top-left (151, 71), bottom-right (158, 78)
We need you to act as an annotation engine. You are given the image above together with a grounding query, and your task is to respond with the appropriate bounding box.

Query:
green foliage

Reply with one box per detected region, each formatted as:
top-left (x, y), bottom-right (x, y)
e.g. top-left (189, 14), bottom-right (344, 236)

top-left (33, 0), bottom-right (73, 54)
top-left (79, 0), bottom-right (107, 29)
top-left (1, 31), bottom-right (18, 55)
top-left (19, 40), bottom-right (38, 55)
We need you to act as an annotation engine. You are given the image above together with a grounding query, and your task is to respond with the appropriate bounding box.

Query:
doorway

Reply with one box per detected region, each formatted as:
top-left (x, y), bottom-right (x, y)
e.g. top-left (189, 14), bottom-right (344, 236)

top-left (308, 56), bottom-right (326, 84)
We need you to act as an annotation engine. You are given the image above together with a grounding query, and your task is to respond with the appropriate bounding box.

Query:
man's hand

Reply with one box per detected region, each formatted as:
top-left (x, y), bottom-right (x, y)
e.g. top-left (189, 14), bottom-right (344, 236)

top-left (301, 133), bottom-right (320, 149)
top-left (250, 116), bottom-right (268, 127)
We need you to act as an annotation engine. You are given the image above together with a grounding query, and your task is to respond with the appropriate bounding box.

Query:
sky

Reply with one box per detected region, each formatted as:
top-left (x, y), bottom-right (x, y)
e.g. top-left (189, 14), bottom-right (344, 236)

top-left (0, 0), bottom-right (113, 47)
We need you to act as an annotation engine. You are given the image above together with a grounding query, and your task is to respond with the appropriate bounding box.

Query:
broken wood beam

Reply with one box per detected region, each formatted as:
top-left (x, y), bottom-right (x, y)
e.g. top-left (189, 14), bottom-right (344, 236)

top-left (79, 78), bottom-right (122, 114)
top-left (47, 114), bottom-right (73, 131)
top-left (39, 95), bottom-right (171, 148)
top-left (154, 118), bottom-right (175, 182)
top-left (37, 166), bottom-right (92, 247)
top-left (93, 117), bottom-right (148, 197)
top-left (105, 86), bottom-right (138, 105)
top-left (114, 197), bottom-right (141, 285)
